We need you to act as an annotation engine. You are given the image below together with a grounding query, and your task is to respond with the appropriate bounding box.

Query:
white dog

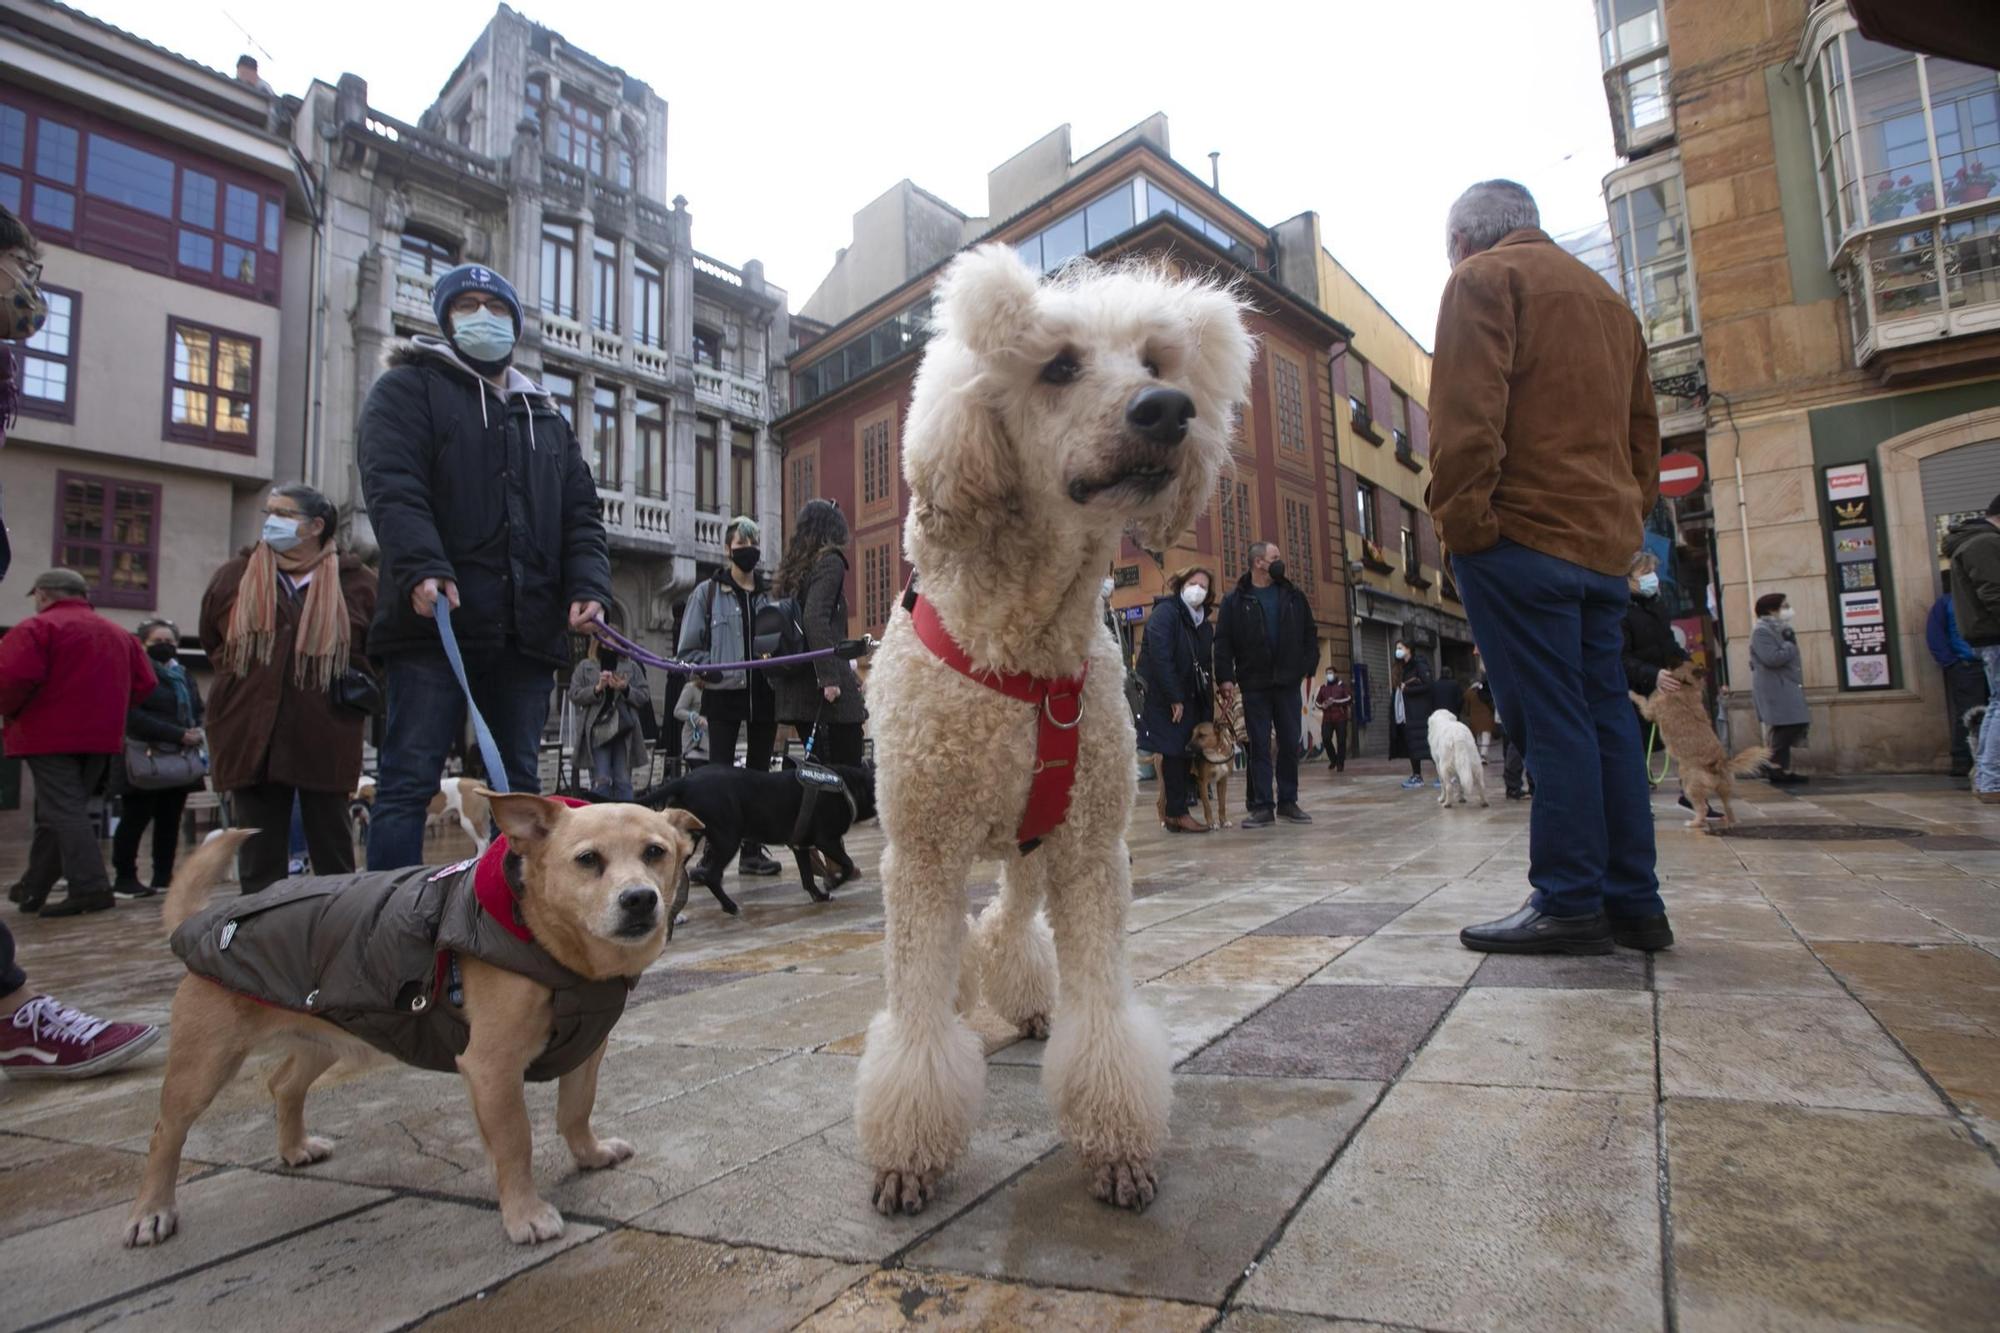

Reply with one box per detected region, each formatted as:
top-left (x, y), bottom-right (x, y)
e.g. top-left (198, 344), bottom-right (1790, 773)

top-left (430, 777), bottom-right (493, 853)
top-left (1428, 709), bottom-right (1487, 808)
top-left (855, 246), bottom-right (1252, 1217)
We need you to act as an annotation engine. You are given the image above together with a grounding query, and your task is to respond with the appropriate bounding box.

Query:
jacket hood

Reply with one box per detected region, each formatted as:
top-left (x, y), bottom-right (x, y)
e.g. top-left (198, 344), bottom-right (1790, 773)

top-left (1942, 515), bottom-right (2000, 558)
top-left (390, 336), bottom-right (551, 400)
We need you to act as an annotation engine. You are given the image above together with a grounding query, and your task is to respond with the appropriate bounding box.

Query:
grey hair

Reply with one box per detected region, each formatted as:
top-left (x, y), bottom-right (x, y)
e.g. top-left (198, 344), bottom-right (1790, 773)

top-left (1246, 540), bottom-right (1270, 568)
top-left (1447, 180), bottom-right (1540, 259)
top-left (725, 515), bottom-right (761, 545)
top-left (1629, 550), bottom-right (1659, 575)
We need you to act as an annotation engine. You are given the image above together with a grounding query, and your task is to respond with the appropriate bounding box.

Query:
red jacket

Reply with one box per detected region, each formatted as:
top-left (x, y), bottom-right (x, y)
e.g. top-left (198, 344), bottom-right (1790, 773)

top-left (0, 599), bottom-right (157, 757)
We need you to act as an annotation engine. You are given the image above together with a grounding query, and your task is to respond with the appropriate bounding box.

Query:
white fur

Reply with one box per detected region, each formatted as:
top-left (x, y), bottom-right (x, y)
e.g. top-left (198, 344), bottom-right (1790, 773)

top-left (431, 777), bottom-right (491, 854)
top-left (1428, 710), bottom-right (1487, 808)
top-left (854, 246), bottom-right (1253, 1214)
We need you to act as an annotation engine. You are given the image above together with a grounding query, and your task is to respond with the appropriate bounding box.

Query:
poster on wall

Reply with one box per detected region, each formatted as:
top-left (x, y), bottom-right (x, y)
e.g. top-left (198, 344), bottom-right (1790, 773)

top-left (1823, 464), bottom-right (1894, 692)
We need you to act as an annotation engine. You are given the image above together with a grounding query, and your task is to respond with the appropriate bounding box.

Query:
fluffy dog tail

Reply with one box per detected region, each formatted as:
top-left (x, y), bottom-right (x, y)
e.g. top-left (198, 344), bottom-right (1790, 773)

top-left (1729, 746), bottom-right (1772, 777)
top-left (163, 829), bottom-right (256, 935)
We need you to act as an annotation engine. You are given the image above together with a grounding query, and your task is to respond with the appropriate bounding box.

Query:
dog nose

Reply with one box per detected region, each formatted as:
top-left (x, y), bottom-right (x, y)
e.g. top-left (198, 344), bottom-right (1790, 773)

top-left (618, 886), bottom-right (660, 919)
top-left (1125, 386), bottom-right (1194, 447)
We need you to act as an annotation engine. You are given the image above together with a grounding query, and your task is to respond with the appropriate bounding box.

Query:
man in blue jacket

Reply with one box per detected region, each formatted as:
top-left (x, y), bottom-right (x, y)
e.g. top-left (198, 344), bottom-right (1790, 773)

top-left (359, 264), bottom-right (610, 869)
top-left (1928, 580), bottom-right (1987, 780)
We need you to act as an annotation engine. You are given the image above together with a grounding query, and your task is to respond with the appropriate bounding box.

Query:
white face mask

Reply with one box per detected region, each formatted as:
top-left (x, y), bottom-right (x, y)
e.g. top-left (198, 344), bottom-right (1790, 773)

top-left (1394, 646), bottom-right (1409, 660)
top-left (1101, 577), bottom-right (1116, 601)
top-left (1778, 606), bottom-right (1795, 623)
top-left (1636, 573), bottom-right (1660, 597)
top-left (1181, 584), bottom-right (1207, 609)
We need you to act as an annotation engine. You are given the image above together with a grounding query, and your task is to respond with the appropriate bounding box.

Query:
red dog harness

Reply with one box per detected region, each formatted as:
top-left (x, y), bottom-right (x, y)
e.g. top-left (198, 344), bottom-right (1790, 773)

top-left (908, 593), bottom-right (1087, 855)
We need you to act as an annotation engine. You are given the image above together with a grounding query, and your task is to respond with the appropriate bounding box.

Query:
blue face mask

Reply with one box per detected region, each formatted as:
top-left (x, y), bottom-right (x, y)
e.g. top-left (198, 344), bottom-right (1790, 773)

top-left (261, 516), bottom-right (302, 552)
top-left (451, 308), bottom-right (517, 363)
top-left (1637, 573), bottom-right (1660, 597)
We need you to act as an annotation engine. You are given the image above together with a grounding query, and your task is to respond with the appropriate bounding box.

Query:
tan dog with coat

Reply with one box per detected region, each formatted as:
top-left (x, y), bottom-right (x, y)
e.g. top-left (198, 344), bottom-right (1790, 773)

top-left (125, 793), bottom-right (700, 1248)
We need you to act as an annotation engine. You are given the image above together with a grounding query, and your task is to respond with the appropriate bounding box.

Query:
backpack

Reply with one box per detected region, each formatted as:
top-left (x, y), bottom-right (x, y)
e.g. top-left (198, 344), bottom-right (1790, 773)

top-left (753, 597), bottom-right (813, 681)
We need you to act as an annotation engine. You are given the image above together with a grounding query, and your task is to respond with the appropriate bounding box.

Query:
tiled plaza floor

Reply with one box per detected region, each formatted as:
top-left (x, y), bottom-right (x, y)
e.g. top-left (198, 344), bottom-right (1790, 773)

top-left (5, 759), bottom-right (2000, 1331)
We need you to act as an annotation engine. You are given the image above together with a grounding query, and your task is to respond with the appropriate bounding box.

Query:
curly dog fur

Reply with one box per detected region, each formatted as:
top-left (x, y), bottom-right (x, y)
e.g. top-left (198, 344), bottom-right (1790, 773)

top-left (854, 245), bottom-right (1252, 1216)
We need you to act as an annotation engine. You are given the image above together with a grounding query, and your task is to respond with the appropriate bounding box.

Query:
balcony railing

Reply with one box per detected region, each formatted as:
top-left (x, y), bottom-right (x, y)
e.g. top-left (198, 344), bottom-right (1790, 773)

top-left (392, 267), bottom-right (438, 327)
top-left (693, 253), bottom-right (744, 286)
top-left (597, 488), bottom-right (673, 552)
top-left (541, 313), bottom-right (586, 358)
top-left (693, 513), bottom-right (726, 549)
top-left (360, 111), bottom-right (502, 184)
top-left (589, 328), bottom-right (623, 366)
top-left (1649, 337), bottom-right (1708, 437)
top-left (1839, 201), bottom-right (2000, 362)
top-left (633, 341), bottom-right (672, 379)
top-left (694, 366), bottom-right (763, 418)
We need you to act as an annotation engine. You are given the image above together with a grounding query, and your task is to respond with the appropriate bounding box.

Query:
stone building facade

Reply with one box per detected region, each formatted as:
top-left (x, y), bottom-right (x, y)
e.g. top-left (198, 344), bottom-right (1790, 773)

top-left (281, 5), bottom-right (789, 658)
top-left (1628, 0), bottom-right (2000, 772)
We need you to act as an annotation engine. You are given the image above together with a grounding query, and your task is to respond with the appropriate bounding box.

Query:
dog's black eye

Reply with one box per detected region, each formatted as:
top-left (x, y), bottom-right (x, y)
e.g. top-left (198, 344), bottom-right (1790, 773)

top-left (1040, 352), bottom-right (1082, 386)
top-left (1143, 358), bottom-right (1161, 378)
top-left (642, 844), bottom-right (668, 863)
top-left (573, 850), bottom-right (603, 871)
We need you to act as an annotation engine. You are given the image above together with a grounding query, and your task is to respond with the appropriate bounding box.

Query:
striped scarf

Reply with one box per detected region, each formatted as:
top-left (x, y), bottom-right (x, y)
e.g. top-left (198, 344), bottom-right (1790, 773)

top-left (221, 542), bottom-right (350, 691)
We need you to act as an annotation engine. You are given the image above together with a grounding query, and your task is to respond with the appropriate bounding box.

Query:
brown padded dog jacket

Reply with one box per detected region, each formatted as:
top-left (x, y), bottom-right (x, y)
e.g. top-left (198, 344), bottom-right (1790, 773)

top-left (169, 861), bottom-right (630, 1081)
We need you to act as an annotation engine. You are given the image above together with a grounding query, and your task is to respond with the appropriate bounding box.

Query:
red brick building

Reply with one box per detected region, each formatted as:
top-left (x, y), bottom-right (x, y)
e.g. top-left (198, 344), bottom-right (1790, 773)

top-left (774, 120), bottom-right (1356, 678)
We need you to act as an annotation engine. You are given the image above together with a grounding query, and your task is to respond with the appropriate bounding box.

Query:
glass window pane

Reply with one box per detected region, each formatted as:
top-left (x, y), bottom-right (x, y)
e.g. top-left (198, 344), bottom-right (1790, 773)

top-left (1622, 55), bottom-right (1671, 136)
top-left (22, 356), bottom-right (65, 401)
top-left (1928, 59), bottom-right (2000, 205)
top-left (1868, 226), bottom-right (1941, 318)
top-left (1146, 182), bottom-right (1180, 220)
top-left (1085, 185), bottom-right (1135, 248)
top-left (114, 487), bottom-right (154, 542)
top-left (36, 122), bottom-right (78, 185)
top-left (178, 229), bottom-right (214, 270)
top-left (84, 134), bottom-right (172, 214)
top-left (173, 326), bottom-right (211, 386)
top-left (216, 338), bottom-right (254, 394)
top-left (63, 481), bottom-right (105, 539)
top-left (1943, 210), bottom-right (2000, 308)
top-left (216, 397), bottom-right (252, 435)
top-left (1040, 210), bottom-right (1087, 271)
top-left (0, 172), bottom-right (19, 215)
top-left (0, 106), bottom-right (23, 169)
top-left (263, 198), bottom-right (281, 251)
top-left (1014, 236), bottom-right (1040, 271)
top-left (222, 243), bottom-right (256, 284)
top-left (180, 171), bottom-right (216, 225)
top-left (109, 550), bottom-right (151, 595)
top-left (223, 184), bottom-right (259, 241)
top-left (1848, 38), bottom-right (1939, 222)
top-left (26, 291), bottom-right (70, 356)
top-left (31, 185), bottom-right (73, 231)
top-left (171, 386), bottom-right (209, 428)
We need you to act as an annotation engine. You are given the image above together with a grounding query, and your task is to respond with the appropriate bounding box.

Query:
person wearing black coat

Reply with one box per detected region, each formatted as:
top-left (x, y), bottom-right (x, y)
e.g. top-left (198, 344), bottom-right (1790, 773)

top-left (1390, 642), bottom-right (1435, 788)
top-left (771, 500), bottom-right (867, 766)
top-left (112, 620), bottom-right (205, 897)
top-left (1622, 553), bottom-right (1713, 816)
top-left (1140, 567), bottom-right (1217, 832)
top-left (357, 265), bottom-right (612, 873)
top-left (1215, 542), bottom-right (1318, 828)
top-left (1433, 667), bottom-right (1466, 721)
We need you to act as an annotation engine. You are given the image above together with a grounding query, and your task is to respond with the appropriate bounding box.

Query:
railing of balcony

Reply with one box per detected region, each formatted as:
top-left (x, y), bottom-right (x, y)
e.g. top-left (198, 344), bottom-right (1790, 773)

top-left (360, 112), bottom-right (502, 184)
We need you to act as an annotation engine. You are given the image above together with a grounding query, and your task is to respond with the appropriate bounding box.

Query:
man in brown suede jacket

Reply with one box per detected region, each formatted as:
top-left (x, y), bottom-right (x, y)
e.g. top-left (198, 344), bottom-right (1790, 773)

top-left (1428, 180), bottom-right (1671, 959)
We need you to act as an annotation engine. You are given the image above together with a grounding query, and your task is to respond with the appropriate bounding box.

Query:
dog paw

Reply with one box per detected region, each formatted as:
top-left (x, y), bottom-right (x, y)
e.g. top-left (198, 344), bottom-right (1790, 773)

top-left (806, 883), bottom-right (832, 903)
top-left (280, 1136), bottom-right (335, 1167)
top-left (871, 1167), bottom-right (939, 1216)
top-left (1090, 1157), bottom-right (1159, 1212)
top-left (573, 1137), bottom-right (635, 1170)
top-left (501, 1199), bottom-right (566, 1245)
top-left (123, 1206), bottom-right (178, 1248)
top-left (1016, 1013), bottom-right (1051, 1041)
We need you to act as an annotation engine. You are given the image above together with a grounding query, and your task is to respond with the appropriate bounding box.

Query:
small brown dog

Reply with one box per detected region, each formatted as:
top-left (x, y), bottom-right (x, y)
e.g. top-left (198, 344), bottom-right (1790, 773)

top-left (125, 792), bottom-right (701, 1249)
top-left (1151, 722), bottom-right (1236, 830)
top-left (1632, 662), bottom-right (1770, 831)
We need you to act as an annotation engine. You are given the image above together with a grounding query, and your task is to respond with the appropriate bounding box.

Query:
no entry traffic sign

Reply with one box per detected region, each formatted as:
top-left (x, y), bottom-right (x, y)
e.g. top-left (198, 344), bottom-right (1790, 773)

top-left (1659, 451), bottom-right (1706, 499)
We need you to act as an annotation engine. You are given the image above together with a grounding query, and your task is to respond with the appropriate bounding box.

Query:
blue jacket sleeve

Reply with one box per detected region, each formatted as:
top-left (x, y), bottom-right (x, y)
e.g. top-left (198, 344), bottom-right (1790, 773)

top-left (1927, 600), bottom-right (1953, 668)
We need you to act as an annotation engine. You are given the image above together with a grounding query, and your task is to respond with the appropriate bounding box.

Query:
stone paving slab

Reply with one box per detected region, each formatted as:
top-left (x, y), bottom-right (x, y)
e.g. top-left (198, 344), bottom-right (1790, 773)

top-left (1470, 950), bottom-right (1649, 989)
top-left (1815, 941), bottom-right (2000, 1133)
top-left (1253, 902), bottom-right (1409, 937)
top-left (1650, 939), bottom-right (1847, 996)
top-left (798, 1269), bottom-right (1214, 1331)
top-left (2, 1168), bottom-right (391, 1328)
top-left (1665, 1099), bottom-right (2000, 1332)
top-left (1240, 1081), bottom-right (1663, 1332)
top-left (1660, 992), bottom-right (1946, 1115)
top-left (1181, 986), bottom-right (1457, 1080)
top-left (0, 1136), bottom-right (201, 1244)
top-left (908, 1075), bottom-right (1378, 1305)
top-left (1306, 932), bottom-right (1484, 986)
top-left (1406, 988), bottom-right (1656, 1093)
top-left (415, 1229), bottom-right (871, 1333)
top-left (58, 1194), bottom-right (598, 1332)
top-left (1155, 935), bottom-right (1356, 989)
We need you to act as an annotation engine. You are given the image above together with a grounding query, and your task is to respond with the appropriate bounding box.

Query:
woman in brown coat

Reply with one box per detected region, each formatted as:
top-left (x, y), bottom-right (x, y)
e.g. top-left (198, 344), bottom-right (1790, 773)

top-left (199, 483), bottom-right (378, 894)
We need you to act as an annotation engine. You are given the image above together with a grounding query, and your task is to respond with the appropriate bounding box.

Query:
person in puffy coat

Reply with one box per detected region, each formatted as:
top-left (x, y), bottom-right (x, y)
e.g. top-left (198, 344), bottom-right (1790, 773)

top-left (1140, 566), bottom-right (1216, 832)
top-left (1390, 641), bottom-right (1434, 789)
top-left (112, 619), bottom-right (206, 899)
top-left (358, 264), bottom-right (610, 872)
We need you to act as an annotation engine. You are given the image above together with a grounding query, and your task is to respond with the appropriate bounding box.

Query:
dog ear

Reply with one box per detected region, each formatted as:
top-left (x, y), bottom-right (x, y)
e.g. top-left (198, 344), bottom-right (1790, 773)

top-left (1132, 282), bottom-right (1255, 553)
top-left (483, 791), bottom-right (567, 848)
top-left (660, 808), bottom-right (705, 838)
top-left (934, 244), bottom-right (1040, 360)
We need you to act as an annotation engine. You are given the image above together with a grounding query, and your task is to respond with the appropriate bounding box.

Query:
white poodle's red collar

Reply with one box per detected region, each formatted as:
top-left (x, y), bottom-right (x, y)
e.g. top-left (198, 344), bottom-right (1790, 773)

top-left (908, 593), bottom-right (1088, 855)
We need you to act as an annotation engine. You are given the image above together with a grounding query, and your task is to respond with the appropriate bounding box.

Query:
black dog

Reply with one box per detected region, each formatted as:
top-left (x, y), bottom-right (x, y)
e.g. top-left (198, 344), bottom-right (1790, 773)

top-left (626, 763), bottom-right (876, 916)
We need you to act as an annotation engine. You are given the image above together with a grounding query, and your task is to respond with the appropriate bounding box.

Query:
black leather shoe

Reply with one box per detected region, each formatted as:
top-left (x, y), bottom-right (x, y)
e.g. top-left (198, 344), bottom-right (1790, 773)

top-left (1276, 803), bottom-right (1313, 824)
top-left (1675, 795), bottom-right (1720, 819)
top-left (1241, 810), bottom-right (1275, 828)
top-left (737, 847), bottom-right (782, 877)
top-left (112, 876), bottom-right (155, 899)
top-left (1505, 790), bottom-right (1524, 801)
top-left (40, 893), bottom-right (115, 918)
top-left (1459, 904), bottom-right (1613, 955)
top-left (1611, 914), bottom-right (1675, 951)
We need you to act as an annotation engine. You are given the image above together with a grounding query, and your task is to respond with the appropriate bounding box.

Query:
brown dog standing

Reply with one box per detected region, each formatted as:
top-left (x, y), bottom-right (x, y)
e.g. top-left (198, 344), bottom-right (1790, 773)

top-left (1632, 662), bottom-right (1769, 831)
top-left (125, 792), bottom-right (700, 1248)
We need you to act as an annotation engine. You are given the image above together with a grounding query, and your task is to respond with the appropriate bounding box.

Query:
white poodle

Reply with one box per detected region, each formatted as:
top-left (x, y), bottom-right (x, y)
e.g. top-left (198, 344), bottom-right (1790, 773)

top-left (1428, 709), bottom-right (1487, 808)
top-left (855, 245), bottom-right (1253, 1216)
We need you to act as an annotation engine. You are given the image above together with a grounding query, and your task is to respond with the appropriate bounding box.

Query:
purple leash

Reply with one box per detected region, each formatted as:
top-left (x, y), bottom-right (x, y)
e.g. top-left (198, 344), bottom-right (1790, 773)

top-left (587, 615), bottom-right (872, 676)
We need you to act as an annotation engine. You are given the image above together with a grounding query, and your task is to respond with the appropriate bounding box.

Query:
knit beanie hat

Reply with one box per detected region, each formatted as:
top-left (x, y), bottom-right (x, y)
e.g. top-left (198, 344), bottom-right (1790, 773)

top-left (431, 263), bottom-right (523, 337)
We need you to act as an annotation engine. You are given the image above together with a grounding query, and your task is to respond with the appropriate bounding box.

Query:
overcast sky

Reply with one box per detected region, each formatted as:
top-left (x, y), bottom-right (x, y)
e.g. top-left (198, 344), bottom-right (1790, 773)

top-left (82, 0), bottom-right (1622, 350)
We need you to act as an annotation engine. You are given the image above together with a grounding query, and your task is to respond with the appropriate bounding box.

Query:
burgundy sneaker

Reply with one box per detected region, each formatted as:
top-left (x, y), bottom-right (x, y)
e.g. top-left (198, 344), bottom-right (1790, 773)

top-left (0, 995), bottom-right (161, 1080)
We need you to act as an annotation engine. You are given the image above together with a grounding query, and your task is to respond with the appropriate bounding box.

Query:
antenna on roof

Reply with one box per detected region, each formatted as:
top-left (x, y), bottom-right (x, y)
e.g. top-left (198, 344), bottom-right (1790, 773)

top-left (1208, 151), bottom-right (1220, 192)
top-left (220, 8), bottom-right (275, 65)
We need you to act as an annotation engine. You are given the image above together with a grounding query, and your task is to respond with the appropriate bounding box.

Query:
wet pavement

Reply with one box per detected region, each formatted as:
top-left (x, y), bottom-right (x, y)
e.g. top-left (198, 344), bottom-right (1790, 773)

top-left (5, 760), bottom-right (2000, 1331)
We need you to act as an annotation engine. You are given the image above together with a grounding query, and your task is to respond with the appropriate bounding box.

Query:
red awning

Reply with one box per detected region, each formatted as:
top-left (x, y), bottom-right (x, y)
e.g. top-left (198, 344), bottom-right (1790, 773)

top-left (1846, 0), bottom-right (2000, 70)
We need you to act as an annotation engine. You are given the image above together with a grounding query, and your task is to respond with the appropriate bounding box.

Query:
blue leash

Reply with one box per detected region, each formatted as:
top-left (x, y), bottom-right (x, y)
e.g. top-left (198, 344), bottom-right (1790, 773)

top-left (435, 601), bottom-right (511, 795)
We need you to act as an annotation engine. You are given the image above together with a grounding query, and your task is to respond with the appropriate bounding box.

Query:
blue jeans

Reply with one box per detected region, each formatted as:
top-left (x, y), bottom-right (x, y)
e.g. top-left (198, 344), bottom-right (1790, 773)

top-left (1240, 684), bottom-right (1302, 814)
top-left (367, 649), bottom-right (554, 870)
top-left (1979, 646), bottom-right (2000, 794)
top-left (591, 744), bottom-right (634, 801)
top-left (1452, 540), bottom-right (1663, 920)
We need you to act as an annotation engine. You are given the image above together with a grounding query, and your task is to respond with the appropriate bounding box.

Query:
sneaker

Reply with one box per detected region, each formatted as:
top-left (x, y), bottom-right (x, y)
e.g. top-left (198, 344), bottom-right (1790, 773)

top-left (1400, 776), bottom-right (1424, 790)
top-left (40, 893), bottom-right (114, 918)
top-left (1978, 791), bottom-right (2000, 805)
top-left (1675, 794), bottom-right (1721, 819)
top-left (112, 876), bottom-right (154, 899)
top-left (0, 996), bottom-right (161, 1080)
top-left (1276, 802), bottom-right (1313, 824)
top-left (738, 847), bottom-right (783, 877)
top-left (1241, 810), bottom-right (1275, 828)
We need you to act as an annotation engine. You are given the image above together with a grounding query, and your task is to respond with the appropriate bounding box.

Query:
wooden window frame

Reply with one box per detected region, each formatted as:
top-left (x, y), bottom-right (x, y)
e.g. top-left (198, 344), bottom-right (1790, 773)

top-left (632, 253), bottom-right (665, 349)
top-left (1270, 345), bottom-right (1308, 454)
top-left (53, 470), bottom-right (161, 611)
top-left (162, 318), bottom-right (258, 453)
top-left (785, 439), bottom-right (821, 536)
top-left (591, 235), bottom-right (619, 333)
top-left (539, 220), bottom-right (578, 320)
top-left (633, 394), bottom-right (667, 498)
top-left (861, 536), bottom-right (897, 636)
top-left (1279, 485), bottom-right (1318, 609)
top-left (18, 284), bottom-right (79, 422)
top-left (590, 383), bottom-right (620, 485)
top-left (731, 426), bottom-right (756, 519)
top-left (855, 402), bottom-right (900, 527)
top-left (694, 415), bottom-right (719, 514)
